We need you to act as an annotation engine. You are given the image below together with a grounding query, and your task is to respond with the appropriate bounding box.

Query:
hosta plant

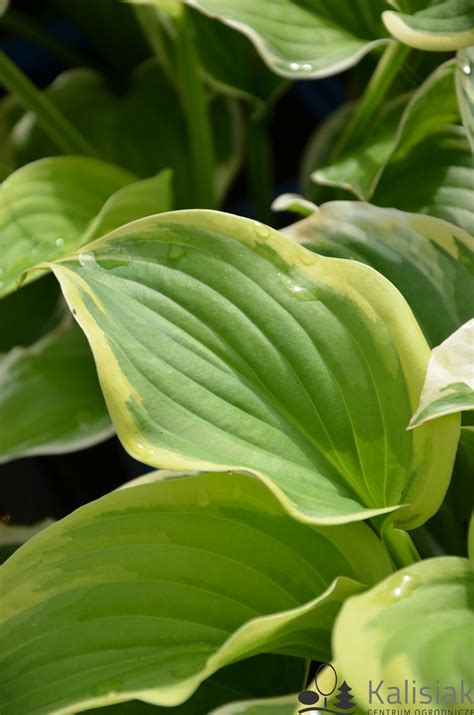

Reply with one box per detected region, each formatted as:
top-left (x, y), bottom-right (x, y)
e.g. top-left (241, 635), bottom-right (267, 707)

top-left (0, 1), bottom-right (473, 714)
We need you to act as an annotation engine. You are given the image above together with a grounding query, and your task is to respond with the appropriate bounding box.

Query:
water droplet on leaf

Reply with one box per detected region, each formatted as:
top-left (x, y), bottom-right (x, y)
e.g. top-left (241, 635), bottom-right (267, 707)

top-left (78, 252), bottom-right (96, 268)
top-left (253, 221), bottom-right (271, 240)
top-left (196, 490), bottom-right (211, 508)
top-left (168, 244), bottom-right (186, 261)
top-left (55, 238), bottom-right (64, 248)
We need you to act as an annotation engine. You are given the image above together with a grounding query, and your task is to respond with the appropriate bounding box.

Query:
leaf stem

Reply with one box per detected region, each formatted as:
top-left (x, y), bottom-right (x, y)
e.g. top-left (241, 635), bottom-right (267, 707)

top-left (247, 113), bottom-right (273, 225)
top-left (332, 41), bottom-right (410, 158)
top-left (383, 525), bottom-right (420, 570)
top-left (0, 52), bottom-right (97, 156)
top-left (173, 6), bottom-right (216, 208)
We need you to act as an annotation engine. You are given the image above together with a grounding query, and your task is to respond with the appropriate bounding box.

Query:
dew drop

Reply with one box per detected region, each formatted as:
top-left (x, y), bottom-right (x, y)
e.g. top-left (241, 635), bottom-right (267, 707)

top-left (78, 252), bottom-right (96, 268)
top-left (278, 272), bottom-right (319, 301)
top-left (289, 62), bottom-right (300, 72)
top-left (196, 490), bottom-right (211, 508)
top-left (168, 243), bottom-right (186, 261)
top-left (302, 63), bottom-right (312, 72)
top-left (55, 238), bottom-right (64, 248)
top-left (253, 221), bottom-right (271, 240)
top-left (462, 61), bottom-right (471, 75)
top-left (300, 249), bottom-right (318, 266)
top-left (392, 574), bottom-right (419, 599)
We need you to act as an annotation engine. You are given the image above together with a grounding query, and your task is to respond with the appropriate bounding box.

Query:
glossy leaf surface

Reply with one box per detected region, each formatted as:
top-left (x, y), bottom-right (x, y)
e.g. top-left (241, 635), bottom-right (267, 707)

top-left (48, 210), bottom-right (459, 527)
top-left (0, 471), bottom-right (391, 715)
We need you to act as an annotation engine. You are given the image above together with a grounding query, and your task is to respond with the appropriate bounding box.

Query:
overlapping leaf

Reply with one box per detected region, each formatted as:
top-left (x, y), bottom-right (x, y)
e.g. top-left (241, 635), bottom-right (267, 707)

top-left (0, 156), bottom-right (134, 297)
top-left (211, 695), bottom-right (296, 714)
top-left (333, 557), bottom-right (474, 710)
top-left (0, 316), bottom-right (112, 463)
top-left (0, 471), bottom-right (392, 715)
top-left (46, 210), bottom-right (459, 527)
top-left (314, 60), bottom-right (461, 201)
top-left (86, 656), bottom-right (303, 715)
top-left (410, 319), bottom-right (474, 427)
top-left (177, 0), bottom-right (389, 78)
top-left (10, 61), bottom-right (242, 207)
top-left (383, 0), bottom-right (474, 50)
top-left (285, 201), bottom-right (474, 347)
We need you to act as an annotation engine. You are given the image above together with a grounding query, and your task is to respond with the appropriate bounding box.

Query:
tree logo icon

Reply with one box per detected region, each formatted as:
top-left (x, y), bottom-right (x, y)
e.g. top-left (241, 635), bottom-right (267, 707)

top-left (297, 663), bottom-right (356, 714)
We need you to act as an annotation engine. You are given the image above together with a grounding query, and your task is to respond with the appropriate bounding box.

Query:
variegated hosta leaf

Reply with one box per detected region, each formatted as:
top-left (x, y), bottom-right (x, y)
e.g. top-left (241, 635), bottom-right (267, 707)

top-left (10, 62), bottom-right (242, 207)
top-left (373, 125), bottom-right (474, 235)
top-left (210, 695), bottom-right (296, 714)
top-left (383, 0), bottom-right (474, 50)
top-left (47, 210), bottom-right (459, 527)
top-left (0, 158), bottom-right (174, 298)
top-left (314, 60), bottom-right (460, 201)
top-left (456, 46), bottom-right (474, 150)
top-left (0, 471), bottom-right (392, 715)
top-left (0, 315), bottom-right (112, 463)
top-left (333, 557), bottom-right (474, 711)
top-left (285, 202), bottom-right (474, 347)
top-left (0, 156), bottom-right (133, 298)
top-left (178, 0), bottom-right (389, 79)
top-left (86, 656), bottom-right (304, 715)
top-left (410, 319), bottom-right (474, 427)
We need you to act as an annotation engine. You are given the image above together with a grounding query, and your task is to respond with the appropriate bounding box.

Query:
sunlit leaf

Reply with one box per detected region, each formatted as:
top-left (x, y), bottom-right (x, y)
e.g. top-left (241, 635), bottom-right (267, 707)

top-left (373, 125), bottom-right (473, 235)
top-left (285, 201), bottom-right (474, 347)
top-left (383, 0), bottom-right (474, 50)
top-left (0, 315), bottom-right (112, 463)
top-left (0, 471), bottom-right (392, 715)
top-left (456, 46), bottom-right (474, 150)
top-left (47, 210), bottom-right (459, 527)
top-left (410, 319), bottom-right (474, 427)
top-left (0, 156), bottom-right (134, 298)
top-left (178, 0), bottom-right (389, 78)
top-left (334, 557), bottom-right (474, 711)
top-left (314, 60), bottom-right (460, 201)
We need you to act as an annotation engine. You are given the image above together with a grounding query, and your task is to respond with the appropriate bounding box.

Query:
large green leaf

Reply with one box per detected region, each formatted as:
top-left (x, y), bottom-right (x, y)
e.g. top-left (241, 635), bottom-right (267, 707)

top-left (0, 471), bottom-right (392, 715)
top-left (410, 319), bottom-right (474, 427)
top-left (0, 315), bottom-right (112, 463)
top-left (177, 0), bottom-right (389, 79)
top-left (45, 210), bottom-right (459, 527)
top-left (0, 156), bottom-right (134, 298)
top-left (373, 125), bottom-right (474, 235)
top-left (333, 557), bottom-right (474, 711)
top-left (10, 62), bottom-right (242, 207)
top-left (383, 0), bottom-right (474, 50)
top-left (87, 656), bottom-right (303, 715)
top-left (285, 201), bottom-right (474, 347)
top-left (456, 46), bottom-right (474, 150)
top-left (314, 60), bottom-right (460, 201)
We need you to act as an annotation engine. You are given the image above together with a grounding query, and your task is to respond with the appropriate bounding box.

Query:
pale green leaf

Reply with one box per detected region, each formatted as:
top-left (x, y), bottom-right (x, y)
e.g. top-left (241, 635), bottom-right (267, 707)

top-left (178, 0), bottom-right (389, 78)
top-left (334, 557), bottom-right (474, 711)
top-left (373, 125), bottom-right (474, 235)
top-left (0, 316), bottom-right (112, 463)
top-left (84, 170), bottom-right (174, 242)
top-left (285, 201), bottom-right (474, 347)
top-left (456, 46), bottom-right (474, 150)
top-left (0, 470), bottom-right (392, 715)
top-left (0, 156), bottom-right (134, 298)
top-left (47, 210), bottom-right (459, 527)
top-left (271, 193), bottom-right (318, 218)
top-left (10, 62), bottom-right (242, 207)
top-left (410, 319), bottom-right (474, 427)
top-left (383, 0), bottom-right (474, 50)
top-left (314, 60), bottom-right (460, 201)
